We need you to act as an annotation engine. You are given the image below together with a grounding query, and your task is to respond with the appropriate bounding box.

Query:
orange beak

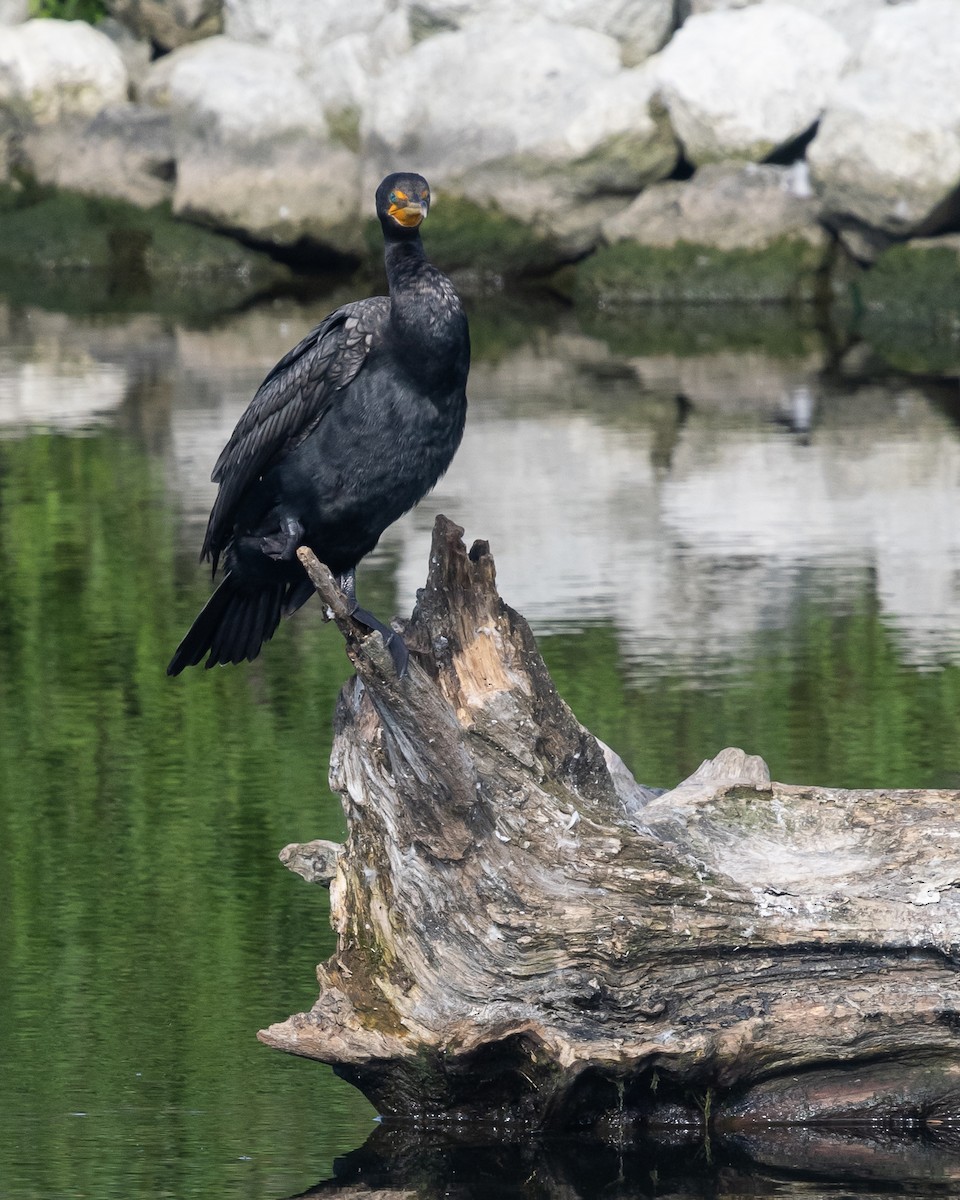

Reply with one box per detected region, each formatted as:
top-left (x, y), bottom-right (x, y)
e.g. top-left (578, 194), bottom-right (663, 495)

top-left (388, 200), bottom-right (428, 228)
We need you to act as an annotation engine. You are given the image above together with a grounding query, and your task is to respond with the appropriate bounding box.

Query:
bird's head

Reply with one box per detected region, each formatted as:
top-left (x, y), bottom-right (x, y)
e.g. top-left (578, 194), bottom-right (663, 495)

top-left (376, 172), bottom-right (431, 235)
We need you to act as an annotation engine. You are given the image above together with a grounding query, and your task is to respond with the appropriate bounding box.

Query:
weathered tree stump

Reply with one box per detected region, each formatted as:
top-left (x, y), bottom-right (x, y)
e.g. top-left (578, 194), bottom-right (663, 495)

top-left (259, 515), bottom-right (960, 1135)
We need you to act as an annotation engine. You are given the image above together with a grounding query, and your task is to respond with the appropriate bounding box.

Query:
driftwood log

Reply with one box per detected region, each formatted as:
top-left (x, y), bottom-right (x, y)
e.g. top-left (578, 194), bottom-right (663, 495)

top-left (259, 516), bottom-right (960, 1137)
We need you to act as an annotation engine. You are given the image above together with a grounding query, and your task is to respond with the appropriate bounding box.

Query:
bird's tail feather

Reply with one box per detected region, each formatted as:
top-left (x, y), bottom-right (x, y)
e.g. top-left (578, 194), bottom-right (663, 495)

top-left (167, 574), bottom-right (285, 676)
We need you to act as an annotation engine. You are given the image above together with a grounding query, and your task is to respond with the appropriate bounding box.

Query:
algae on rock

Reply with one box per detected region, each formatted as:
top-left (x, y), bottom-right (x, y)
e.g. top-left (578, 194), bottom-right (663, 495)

top-left (0, 184), bottom-right (291, 315)
top-left (575, 238), bottom-right (830, 308)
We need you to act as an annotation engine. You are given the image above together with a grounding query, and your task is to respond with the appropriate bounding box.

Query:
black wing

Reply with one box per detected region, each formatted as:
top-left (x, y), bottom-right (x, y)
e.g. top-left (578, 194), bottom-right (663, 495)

top-left (200, 296), bottom-right (390, 568)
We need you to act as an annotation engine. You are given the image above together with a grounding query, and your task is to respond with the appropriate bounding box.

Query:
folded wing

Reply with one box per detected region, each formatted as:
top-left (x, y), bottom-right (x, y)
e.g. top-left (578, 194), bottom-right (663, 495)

top-left (201, 297), bottom-right (391, 571)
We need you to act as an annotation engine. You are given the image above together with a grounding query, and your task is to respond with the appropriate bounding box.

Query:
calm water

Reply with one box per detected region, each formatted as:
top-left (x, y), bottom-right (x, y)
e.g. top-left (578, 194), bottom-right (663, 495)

top-left (1, 280), bottom-right (960, 1199)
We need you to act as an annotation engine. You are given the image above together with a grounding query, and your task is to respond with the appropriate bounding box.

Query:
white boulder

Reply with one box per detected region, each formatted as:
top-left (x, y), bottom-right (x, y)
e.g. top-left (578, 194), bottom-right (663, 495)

top-left (807, 0), bottom-right (960, 238)
top-left (22, 104), bottom-right (175, 208)
top-left (303, 33), bottom-right (372, 117)
top-left (163, 37), bottom-right (361, 248)
top-left (0, 19), bottom-right (128, 123)
top-left (139, 35), bottom-right (213, 106)
top-left (0, 0), bottom-right (28, 24)
top-left (363, 19), bottom-right (675, 183)
top-left (408, 0), bottom-right (675, 65)
top-left (223, 0), bottom-right (393, 59)
top-left (166, 36), bottom-right (325, 142)
top-left (222, 1), bottom-right (413, 122)
top-left (758, 0), bottom-right (885, 50)
top-left (603, 161), bottom-right (827, 251)
top-left (98, 16), bottom-right (154, 98)
top-left (299, 13), bottom-right (412, 119)
top-left (364, 18), bottom-right (621, 175)
top-left (518, 0), bottom-right (675, 62)
top-left (655, 4), bottom-right (850, 163)
top-left (684, 0), bottom-right (887, 52)
top-left (564, 63), bottom-right (671, 165)
top-left (362, 18), bottom-right (677, 249)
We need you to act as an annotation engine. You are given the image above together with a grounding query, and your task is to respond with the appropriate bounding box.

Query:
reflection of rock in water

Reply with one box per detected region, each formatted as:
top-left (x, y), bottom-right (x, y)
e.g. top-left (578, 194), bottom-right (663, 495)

top-left (291, 1119), bottom-right (960, 1199)
top-left (393, 347), bottom-right (960, 671)
top-left (926, 376), bottom-right (960, 436)
top-left (0, 304), bottom-right (179, 436)
top-left (0, 305), bottom-right (129, 432)
top-left (773, 384), bottom-right (816, 437)
top-left (0, 357), bottom-right (126, 431)
top-left (5, 303), bottom-right (960, 671)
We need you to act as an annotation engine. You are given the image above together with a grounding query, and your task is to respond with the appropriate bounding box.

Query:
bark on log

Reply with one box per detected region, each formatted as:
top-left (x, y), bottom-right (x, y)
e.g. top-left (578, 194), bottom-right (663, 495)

top-left (258, 515), bottom-right (960, 1135)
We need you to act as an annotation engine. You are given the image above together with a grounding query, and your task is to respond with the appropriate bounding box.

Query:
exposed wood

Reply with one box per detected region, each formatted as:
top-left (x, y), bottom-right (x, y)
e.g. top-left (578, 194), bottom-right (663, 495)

top-left (279, 839), bottom-right (342, 886)
top-left (260, 515), bottom-right (960, 1134)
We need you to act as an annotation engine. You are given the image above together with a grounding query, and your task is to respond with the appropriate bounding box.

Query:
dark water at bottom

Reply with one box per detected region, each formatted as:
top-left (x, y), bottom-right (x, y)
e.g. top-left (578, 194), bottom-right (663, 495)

top-left (313, 1122), bottom-right (960, 1198)
top-left (1, 290), bottom-right (959, 1197)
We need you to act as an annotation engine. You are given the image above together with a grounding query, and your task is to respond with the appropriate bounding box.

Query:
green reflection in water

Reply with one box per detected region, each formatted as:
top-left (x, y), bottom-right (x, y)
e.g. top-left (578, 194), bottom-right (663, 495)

top-left (543, 605), bottom-right (960, 794)
top-left (2, 426), bottom-right (959, 1199)
top-left (0, 432), bottom-right (375, 1199)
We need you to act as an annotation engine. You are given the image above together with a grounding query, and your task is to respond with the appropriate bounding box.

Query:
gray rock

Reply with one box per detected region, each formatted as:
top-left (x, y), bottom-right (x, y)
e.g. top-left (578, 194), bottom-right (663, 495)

top-left (683, 0), bottom-right (888, 52)
top-left (526, 0), bottom-right (676, 62)
top-left (363, 17), bottom-right (677, 242)
top-left (361, 21), bottom-right (679, 254)
top-left (0, 0), bottom-right (28, 24)
top-left (105, 0), bottom-right (222, 50)
top-left (165, 35), bottom-right (324, 139)
top-left (655, 4), bottom-right (850, 163)
top-left (807, 0), bottom-right (960, 238)
top-left (603, 161), bottom-right (827, 251)
top-left (407, 0), bottom-right (676, 65)
top-left (0, 18), bottom-right (129, 124)
top-left (303, 34), bottom-right (371, 119)
top-left (226, 0), bottom-right (414, 130)
top-left (452, 64), bottom-right (679, 255)
top-left (139, 35), bottom-right (206, 106)
top-left (581, 159), bottom-right (831, 304)
top-left (364, 18), bottom-right (619, 175)
top-left (163, 36), bottom-right (362, 249)
top-left (299, 12), bottom-right (412, 121)
top-left (562, 61), bottom-right (677, 177)
top-left (22, 103), bottom-right (174, 208)
top-left (97, 17), bottom-right (153, 94)
top-left (223, 0), bottom-right (394, 57)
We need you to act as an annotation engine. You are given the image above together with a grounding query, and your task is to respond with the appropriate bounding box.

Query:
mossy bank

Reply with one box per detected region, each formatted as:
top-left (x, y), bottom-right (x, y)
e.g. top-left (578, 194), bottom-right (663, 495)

top-left (2, 181), bottom-right (960, 376)
top-left (573, 238), bottom-right (831, 308)
top-left (856, 239), bottom-right (960, 374)
top-left (0, 183), bottom-right (291, 317)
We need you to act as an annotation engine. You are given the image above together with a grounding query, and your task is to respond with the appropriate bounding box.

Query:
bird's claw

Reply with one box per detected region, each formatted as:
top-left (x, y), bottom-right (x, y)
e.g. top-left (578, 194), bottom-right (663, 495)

top-left (260, 536), bottom-right (289, 560)
top-left (384, 630), bottom-right (410, 678)
top-left (346, 598), bottom-right (408, 678)
top-left (260, 517), bottom-right (305, 561)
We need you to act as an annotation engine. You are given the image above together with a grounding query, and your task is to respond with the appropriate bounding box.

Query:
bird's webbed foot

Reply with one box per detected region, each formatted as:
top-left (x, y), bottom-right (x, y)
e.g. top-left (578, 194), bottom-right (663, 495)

top-left (337, 568), bottom-right (409, 677)
top-left (357, 612), bottom-right (409, 677)
top-left (260, 516), bottom-right (305, 561)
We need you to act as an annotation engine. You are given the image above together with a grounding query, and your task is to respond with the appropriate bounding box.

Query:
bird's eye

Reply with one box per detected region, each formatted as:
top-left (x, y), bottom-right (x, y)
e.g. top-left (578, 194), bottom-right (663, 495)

top-left (388, 191), bottom-right (398, 205)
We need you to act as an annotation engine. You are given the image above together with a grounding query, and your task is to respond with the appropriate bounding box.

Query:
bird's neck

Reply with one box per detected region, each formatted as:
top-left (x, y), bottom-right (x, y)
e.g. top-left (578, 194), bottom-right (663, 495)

top-left (383, 235), bottom-right (464, 383)
top-left (384, 235), bottom-right (429, 294)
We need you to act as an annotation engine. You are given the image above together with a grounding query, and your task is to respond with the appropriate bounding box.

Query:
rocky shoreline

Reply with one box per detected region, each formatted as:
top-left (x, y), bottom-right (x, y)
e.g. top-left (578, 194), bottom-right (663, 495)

top-left (0, 0), bottom-right (958, 348)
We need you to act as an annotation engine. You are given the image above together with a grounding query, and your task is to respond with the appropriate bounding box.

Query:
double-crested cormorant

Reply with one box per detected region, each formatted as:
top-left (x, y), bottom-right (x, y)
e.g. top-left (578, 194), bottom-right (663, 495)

top-left (167, 172), bottom-right (469, 677)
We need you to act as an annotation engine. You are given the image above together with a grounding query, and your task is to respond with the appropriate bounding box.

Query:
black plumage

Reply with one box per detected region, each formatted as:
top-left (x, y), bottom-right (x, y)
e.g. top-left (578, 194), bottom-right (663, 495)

top-left (167, 172), bottom-right (469, 677)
